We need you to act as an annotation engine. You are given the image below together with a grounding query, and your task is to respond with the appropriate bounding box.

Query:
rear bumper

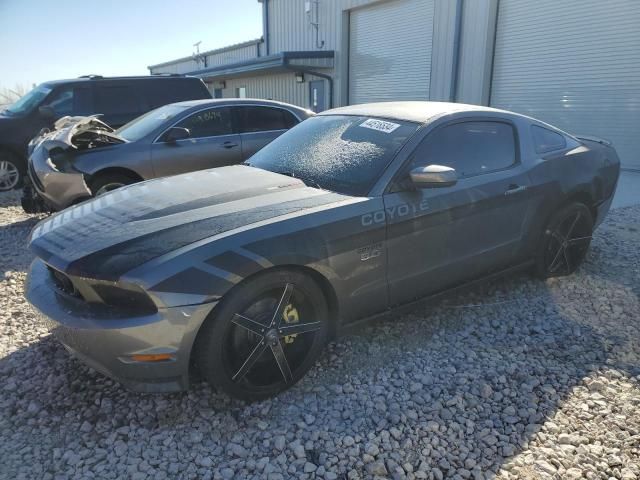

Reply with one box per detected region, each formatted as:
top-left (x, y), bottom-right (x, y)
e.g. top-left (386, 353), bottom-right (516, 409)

top-left (26, 259), bottom-right (217, 393)
top-left (594, 165), bottom-right (621, 228)
top-left (595, 194), bottom-right (614, 228)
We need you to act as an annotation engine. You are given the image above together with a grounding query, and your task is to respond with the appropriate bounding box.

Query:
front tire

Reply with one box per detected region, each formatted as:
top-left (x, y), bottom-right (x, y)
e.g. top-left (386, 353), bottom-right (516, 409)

top-left (535, 202), bottom-right (594, 278)
top-left (194, 269), bottom-right (329, 401)
top-left (0, 151), bottom-right (23, 191)
top-left (89, 172), bottom-right (138, 197)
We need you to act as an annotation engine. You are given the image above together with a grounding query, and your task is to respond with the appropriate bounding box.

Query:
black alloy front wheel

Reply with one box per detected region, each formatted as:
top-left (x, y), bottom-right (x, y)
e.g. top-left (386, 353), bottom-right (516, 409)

top-left (195, 269), bottom-right (329, 401)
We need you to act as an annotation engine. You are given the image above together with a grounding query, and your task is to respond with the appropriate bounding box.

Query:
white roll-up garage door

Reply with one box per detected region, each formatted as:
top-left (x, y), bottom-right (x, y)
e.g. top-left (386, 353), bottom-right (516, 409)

top-left (348, 0), bottom-right (435, 105)
top-left (490, 0), bottom-right (640, 169)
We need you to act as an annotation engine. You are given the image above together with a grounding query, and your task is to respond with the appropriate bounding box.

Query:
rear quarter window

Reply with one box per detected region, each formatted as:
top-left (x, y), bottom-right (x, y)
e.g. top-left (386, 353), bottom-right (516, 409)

top-left (236, 106), bottom-right (298, 133)
top-left (532, 125), bottom-right (567, 154)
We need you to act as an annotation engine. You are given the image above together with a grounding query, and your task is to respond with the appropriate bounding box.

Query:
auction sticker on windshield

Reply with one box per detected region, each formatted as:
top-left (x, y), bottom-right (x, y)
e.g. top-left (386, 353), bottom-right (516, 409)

top-left (359, 118), bottom-right (401, 134)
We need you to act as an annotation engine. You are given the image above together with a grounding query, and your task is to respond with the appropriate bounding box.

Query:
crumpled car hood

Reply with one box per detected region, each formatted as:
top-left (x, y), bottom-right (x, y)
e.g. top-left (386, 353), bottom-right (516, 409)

top-left (29, 165), bottom-right (348, 280)
top-left (27, 115), bottom-right (124, 156)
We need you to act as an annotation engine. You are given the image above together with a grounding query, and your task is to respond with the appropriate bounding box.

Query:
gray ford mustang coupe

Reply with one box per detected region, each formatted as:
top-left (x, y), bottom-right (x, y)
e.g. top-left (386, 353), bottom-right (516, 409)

top-left (26, 102), bottom-right (620, 400)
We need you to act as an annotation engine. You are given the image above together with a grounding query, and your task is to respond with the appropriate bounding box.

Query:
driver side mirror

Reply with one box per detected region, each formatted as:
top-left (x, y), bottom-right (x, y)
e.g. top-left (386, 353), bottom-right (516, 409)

top-left (409, 164), bottom-right (457, 188)
top-left (38, 105), bottom-right (55, 119)
top-left (164, 127), bottom-right (190, 143)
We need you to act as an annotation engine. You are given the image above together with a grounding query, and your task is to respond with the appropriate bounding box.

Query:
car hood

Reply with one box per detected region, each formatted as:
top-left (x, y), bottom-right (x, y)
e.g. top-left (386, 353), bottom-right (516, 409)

top-left (27, 115), bottom-right (125, 156)
top-left (29, 166), bottom-right (348, 280)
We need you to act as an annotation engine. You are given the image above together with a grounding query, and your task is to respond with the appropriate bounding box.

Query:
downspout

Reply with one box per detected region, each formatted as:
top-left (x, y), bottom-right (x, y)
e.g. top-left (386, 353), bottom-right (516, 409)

top-left (449, 0), bottom-right (464, 102)
top-left (262, 0), bottom-right (270, 56)
top-left (285, 65), bottom-right (333, 109)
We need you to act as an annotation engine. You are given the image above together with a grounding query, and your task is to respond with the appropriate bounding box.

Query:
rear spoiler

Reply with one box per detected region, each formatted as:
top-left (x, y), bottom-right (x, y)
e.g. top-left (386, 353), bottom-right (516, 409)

top-left (575, 134), bottom-right (612, 147)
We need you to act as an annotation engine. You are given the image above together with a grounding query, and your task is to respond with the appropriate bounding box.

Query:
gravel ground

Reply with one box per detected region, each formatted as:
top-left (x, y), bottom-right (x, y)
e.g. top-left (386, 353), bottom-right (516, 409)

top-left (0, 189), bottom-right (639, 480)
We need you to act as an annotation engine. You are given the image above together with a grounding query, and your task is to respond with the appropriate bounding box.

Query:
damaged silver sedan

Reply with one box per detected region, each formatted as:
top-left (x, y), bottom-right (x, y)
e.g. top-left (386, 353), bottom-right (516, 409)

top-left (21, 99), bottom-right (311, 212)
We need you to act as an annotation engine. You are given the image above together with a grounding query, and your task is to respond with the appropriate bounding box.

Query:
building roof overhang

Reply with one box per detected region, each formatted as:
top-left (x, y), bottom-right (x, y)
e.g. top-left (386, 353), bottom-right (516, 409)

top-left (186, 51), bottom-right (334, 80)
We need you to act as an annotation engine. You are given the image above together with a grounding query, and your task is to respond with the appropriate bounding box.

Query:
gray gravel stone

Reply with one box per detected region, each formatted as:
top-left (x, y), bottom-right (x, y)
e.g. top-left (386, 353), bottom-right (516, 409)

top-left (0, 192), bottom-right (639, 480)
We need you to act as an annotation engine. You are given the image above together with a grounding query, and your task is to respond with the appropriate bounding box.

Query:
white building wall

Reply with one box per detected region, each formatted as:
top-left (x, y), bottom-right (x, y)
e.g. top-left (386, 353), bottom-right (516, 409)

top-left (149, 40), bottom-right (263, 75)
top-left (455, 0), bottom-right (498, 105)
top-left (149, 1), bottom-right (475, 108)
top-left (151, 60), bottom-right (200, 75)
top-left (267, 0), bottom-right (461, 106)
top-left (217, 72), bottom-right (327, 110)
top-left (429, 0), bottom-right (461, 101)
top-left (204, 43), bottom-right (261, 67)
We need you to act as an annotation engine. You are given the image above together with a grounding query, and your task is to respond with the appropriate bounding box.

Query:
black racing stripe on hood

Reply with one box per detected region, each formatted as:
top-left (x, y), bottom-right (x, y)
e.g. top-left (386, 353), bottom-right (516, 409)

top-left (65, 192), bottom-right (347, 280)
top-left (135, 183), bottom-right (302, 221)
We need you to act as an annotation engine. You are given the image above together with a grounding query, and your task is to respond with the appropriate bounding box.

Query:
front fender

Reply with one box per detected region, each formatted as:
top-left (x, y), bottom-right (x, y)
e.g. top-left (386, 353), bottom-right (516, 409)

top-left (72, 144), bottom-right (152, 179)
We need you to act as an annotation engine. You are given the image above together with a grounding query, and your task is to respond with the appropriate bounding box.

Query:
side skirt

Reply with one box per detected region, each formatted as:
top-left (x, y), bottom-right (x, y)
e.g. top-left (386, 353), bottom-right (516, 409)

top-left (336, 259), bottom-right (535, 336)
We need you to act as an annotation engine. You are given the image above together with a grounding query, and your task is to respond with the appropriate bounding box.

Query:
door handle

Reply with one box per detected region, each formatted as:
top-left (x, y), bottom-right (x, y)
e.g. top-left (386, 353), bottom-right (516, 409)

top-left (223, 141), bottom-right (238, 149)
top-left (504, 184), bottom-right (527, 196)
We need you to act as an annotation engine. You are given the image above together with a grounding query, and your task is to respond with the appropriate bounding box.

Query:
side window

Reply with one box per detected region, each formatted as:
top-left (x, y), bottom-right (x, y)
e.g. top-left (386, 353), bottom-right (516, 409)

top-left (411, 121), bottom-right (517, 178)
top-left (43, 86), bottom-right (92, 116)
top-left (94, 85), bottom-right (141, 115)
top-left (236, 106), bottom-right (298, 133)
top-left (174, 107), bottom-right (232, 139)
top-left (532, 125), bottom-right (566, 154)
top-left (73, 87), bottom-right (93, 115)
top-left (43, 87), bottom-right (74, 116)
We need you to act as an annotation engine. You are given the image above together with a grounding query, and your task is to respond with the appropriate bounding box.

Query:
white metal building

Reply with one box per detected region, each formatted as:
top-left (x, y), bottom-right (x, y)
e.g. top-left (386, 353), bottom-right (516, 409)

top-left (149, 0), bottom-right (640, 170)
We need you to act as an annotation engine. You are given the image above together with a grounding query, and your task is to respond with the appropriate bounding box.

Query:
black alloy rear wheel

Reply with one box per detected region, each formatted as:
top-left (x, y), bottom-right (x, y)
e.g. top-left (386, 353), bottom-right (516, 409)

top-left (195, 269), bottom-right (329, 401)
top-left (535, 202), bottom-right (594, 278)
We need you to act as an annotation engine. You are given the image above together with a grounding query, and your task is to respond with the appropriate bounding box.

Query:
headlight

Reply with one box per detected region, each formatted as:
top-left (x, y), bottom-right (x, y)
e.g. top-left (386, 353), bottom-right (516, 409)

top-left (46, 265), bottom-right (157, 315)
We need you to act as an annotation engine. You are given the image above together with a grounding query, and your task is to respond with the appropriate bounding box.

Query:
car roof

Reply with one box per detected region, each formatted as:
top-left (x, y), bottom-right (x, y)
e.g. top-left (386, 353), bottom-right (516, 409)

top-left (320, 101), bottom-right (515, 124)
top-left (40, 75), bottom-right (200, 87)
top-left (170, 98), bottom-right (312, 114)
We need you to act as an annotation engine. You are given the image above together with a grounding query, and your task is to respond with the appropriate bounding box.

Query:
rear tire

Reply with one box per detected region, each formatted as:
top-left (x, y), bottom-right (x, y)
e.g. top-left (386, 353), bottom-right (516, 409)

top-left (535, 202), bottom-right (594, 278)
top-left (89, 172), bottom-right (138, 197)
top-left (0, 150), bottom-right (24, 191)
top-left (194, 269), bottom-right (329, 401)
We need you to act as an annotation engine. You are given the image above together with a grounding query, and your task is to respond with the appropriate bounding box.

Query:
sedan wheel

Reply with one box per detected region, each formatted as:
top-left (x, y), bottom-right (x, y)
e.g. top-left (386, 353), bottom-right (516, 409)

top-left (95, 182), bottom-right (127, 196)
top-left (536, 202), bottom-right (594, 278)
top-left (195, 270), bottom-right (329, 401)
top-left (0, 159), bottom-right (20, 191)
top-left (90, 173), bottom-right (138, 197)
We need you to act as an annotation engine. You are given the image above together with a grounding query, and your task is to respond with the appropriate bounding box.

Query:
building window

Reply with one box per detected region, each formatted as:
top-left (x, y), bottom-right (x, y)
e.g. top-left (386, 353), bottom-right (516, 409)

top-left (236, 86), bottom-right (247, 98)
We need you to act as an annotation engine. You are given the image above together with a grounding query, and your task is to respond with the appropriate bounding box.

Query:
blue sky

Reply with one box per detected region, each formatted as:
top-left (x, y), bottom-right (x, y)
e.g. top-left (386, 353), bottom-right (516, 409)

top-left (0, 0), bottom-right (263, 88)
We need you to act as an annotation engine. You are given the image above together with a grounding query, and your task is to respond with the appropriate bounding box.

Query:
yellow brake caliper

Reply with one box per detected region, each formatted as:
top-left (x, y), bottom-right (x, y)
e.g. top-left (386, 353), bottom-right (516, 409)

top-left (282, 304), bottom-right (300, 344)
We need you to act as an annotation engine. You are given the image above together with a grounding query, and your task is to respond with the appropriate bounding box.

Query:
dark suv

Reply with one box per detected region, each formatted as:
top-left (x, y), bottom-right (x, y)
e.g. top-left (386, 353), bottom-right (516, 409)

top-left (0, 75), bottom-right (211, 191)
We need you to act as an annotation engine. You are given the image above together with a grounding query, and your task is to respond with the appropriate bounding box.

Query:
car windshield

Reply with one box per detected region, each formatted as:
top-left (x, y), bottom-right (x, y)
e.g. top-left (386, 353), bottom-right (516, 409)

top-left (3, 85), bottom-right (52, 116)
top-left (246, 115), bottom-right (419, 196)
top-left (115, 104), bottom-right (190, 142)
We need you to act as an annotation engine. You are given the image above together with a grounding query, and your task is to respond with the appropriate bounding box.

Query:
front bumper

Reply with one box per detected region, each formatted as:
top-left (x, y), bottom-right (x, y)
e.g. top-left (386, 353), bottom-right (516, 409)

top-left (27, 147), bottom-right (91, 211)
top-left (26, 259), bottom-right (217, 393)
